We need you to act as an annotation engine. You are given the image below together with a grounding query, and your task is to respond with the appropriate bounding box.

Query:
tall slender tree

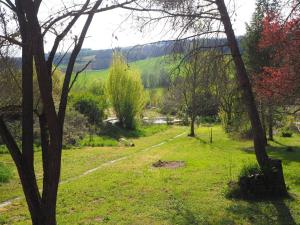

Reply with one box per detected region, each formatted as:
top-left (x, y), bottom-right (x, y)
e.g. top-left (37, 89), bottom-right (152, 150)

top-left (107, 53), bottom-right (145, 129)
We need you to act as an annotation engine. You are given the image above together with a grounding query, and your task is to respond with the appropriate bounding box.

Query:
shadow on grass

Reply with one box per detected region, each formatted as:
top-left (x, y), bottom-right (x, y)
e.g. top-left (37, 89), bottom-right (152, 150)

top-left (194, 136), bottom-right (207, 144)
top-left (167, 195), bottom-right (208, 225)
top-left (241, 145), bottom-right (300, 164)
top-left (99, 124), bottom-right (142, 140)
top-left (272, 200), bottom-right (297, 225)
top-left (226, 182), bottom-right (297, 225)
top-left (226, 195), bottom-right (297, 225)
top-left (272, 140), bottom-right (289, 147)
top-left (267, 146), bottom-right (300, 163)
top-left (98, 124), bottom-right (169, 140)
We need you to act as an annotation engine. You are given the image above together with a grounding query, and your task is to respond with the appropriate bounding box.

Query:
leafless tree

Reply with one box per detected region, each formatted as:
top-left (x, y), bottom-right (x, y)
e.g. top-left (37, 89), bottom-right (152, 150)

top-left (171, 43), bottom-right (220, 137)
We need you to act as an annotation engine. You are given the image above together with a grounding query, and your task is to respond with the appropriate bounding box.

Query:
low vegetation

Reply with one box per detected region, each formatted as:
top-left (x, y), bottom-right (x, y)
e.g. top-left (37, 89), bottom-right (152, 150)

top-left (0, 162), bottom-right (12, 183)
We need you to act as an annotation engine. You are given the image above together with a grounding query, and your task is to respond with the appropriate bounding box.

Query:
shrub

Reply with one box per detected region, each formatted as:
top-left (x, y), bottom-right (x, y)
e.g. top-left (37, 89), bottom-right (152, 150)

top-left (198, 116), bottom-right (220, 125)
top-left (73, 92), bottom-right (107, 125)
top-left (63, 107), bottom-right (89, 147)
top-left (0, 162), bottom-right (12, 183)
top-left (281, 130), bottom-right (293, 137)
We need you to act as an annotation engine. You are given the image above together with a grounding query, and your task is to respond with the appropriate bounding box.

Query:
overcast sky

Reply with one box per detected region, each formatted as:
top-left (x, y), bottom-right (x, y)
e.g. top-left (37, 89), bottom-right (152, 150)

top-left (41, 0), bottom-right (256, 52)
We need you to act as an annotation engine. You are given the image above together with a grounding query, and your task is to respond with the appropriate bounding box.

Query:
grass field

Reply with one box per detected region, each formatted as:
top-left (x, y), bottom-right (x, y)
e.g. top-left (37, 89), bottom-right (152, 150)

top-left (0, 125), bottom-right (299, 224)
top-left (72, 56), bottom-right (170, 90)
top-left (70, 56), bottom-right (173, 90)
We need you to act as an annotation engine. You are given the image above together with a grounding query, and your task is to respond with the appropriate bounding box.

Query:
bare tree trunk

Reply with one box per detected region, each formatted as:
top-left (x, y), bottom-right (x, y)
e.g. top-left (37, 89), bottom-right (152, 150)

top-left (190, 115), bottom-right (196, 137)
top-left (268, 106), bottom-right (274, 141)
top-left (0, 118), bottom-right (43, 224)
top-left (260, 104), bottom-right (268, 146)
top-left (216, 0), bottom-right (287, 195)
top-left (216, 0), bottom-right (269, 167)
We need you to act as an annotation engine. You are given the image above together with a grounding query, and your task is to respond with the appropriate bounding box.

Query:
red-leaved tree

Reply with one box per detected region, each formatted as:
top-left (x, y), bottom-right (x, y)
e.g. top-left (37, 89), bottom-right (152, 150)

top-left (255, 11), bottom-right (300, 105)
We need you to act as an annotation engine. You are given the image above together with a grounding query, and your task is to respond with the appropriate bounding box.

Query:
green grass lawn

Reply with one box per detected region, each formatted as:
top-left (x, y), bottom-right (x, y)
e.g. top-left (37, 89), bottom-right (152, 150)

top-left (0, 125), bottom-right (300, 224)
top-left (71, 69), bottom-right (109, 90)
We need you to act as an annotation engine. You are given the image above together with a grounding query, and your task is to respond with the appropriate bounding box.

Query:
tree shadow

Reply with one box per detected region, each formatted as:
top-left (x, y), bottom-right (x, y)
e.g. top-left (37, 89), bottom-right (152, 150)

top-left (194, 136), bottom-right (207, 144)
top-left (267, 146), bottom-right (300, 163)
top-left (226, 202), bottom-right (275, 225)
top-left (272, 140), bottom-right (289, 147)
top-left (167, 195), bottom-right (207, 225)
top-left (271, 199), bottom-right (297, 225)
top-left (241, 145), bottom-right (300, 164)
top-left (226, 198), bottom-right (297, 225)
top-left (98, 124), bottom-right (146, 140)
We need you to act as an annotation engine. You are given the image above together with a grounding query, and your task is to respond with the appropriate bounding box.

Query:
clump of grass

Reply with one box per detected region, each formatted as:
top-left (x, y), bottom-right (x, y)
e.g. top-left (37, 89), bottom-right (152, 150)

top-left (0, 162), bottom-right (12, 183)
top-left (79, 135), bottom-right (118, 147)
top-left (238, 163), bottom-right (262, 179)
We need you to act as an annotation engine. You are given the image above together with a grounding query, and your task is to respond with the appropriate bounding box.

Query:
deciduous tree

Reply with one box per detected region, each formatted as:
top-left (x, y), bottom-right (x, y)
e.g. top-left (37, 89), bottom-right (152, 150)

top-left (107, 53), bottom-right (146, 129)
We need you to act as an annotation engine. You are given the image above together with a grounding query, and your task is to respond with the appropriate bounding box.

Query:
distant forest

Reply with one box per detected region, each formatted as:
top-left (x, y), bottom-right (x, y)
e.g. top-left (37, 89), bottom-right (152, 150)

top-left (52, 38), bottom-right (242, 72)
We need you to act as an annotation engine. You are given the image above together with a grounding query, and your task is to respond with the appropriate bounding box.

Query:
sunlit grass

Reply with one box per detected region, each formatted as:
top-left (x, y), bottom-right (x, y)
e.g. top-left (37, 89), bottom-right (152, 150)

top-left (0, 125), bottom-right (299, 225)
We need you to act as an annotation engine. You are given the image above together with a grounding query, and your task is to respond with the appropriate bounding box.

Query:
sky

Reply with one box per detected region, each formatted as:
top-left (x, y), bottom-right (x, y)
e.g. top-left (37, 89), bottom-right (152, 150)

top-left (41, 0), bottom-right (256, 52)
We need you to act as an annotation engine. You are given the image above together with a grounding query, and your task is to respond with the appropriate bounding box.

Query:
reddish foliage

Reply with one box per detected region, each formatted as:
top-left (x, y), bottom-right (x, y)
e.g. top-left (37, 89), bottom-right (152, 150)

top-left (254, 12), bottom-right (300, 104)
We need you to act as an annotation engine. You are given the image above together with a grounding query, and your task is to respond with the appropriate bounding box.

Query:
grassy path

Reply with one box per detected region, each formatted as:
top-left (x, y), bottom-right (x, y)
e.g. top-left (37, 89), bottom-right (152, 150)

top-left (0, 129), bottom-right (186, 210)
top-left (0, 125), bottom-right (300, 224)
top-left (0, 126), bottom-right (185, 204)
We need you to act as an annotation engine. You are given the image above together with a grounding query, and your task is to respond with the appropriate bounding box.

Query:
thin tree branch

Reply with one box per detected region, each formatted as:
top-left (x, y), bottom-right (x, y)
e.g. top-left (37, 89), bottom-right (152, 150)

top-left (0, 116), bottom-right (22, 166)
top-left (68, 60), bottom-right (92, 92)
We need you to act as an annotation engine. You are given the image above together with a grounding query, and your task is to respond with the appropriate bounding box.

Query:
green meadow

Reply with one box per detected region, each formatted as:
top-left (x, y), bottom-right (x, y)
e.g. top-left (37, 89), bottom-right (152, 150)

top-left (1, 125), bottom-right (299, 224)
top-left (71, 56), bottom-right (168, 89)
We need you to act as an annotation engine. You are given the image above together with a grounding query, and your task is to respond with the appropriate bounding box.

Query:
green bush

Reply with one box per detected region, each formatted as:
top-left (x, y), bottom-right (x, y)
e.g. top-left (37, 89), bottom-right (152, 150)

top-left (79, 135), bottom-right (118, 147)
top-left (73, 93), bottom-right (107, 125)
top-left (63, 107), bottom-right (89, 147)
top-left (198, 116), bottom-right (220, 125)
top-left (281, 131), bottom-right (293, 137)
top-left (0, 162), bottom-right (12, 183)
